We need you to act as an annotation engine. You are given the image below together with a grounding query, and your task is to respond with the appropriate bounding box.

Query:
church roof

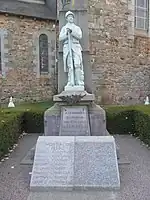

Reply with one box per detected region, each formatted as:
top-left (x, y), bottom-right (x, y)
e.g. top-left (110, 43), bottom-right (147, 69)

top-left (0, 0), bottom-right (56, 20)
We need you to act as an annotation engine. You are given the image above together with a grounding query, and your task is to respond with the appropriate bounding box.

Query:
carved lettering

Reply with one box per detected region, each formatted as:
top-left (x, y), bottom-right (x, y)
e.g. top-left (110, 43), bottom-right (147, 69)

top-left (31, 139), bottom-right (74, 187)
top-left (60, 106), bottom-right (90, 136)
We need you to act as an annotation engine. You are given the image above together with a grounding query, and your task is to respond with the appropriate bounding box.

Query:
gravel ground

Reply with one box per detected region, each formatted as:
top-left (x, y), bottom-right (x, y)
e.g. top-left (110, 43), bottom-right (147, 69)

top-left (0, 134), bottom-right (150, 200)
top-left (0, 134), bottom-right (39, 200)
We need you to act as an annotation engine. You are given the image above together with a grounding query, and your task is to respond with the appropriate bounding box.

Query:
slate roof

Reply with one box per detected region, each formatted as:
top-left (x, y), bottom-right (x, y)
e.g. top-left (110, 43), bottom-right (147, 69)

top-left (0, 0), bottom-right (56, 20)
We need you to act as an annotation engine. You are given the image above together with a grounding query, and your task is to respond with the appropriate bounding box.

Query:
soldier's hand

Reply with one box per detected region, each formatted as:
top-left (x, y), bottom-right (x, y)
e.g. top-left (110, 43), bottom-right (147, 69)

top-left (66, 28), bottom-right (72, 34)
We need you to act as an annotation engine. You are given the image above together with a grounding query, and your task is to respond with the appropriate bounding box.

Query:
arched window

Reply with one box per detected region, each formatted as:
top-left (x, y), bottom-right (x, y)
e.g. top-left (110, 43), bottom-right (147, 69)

top-left (135, 0), bottom-right (149, 30)
top-left (39, 34), bottom-right (49, 73)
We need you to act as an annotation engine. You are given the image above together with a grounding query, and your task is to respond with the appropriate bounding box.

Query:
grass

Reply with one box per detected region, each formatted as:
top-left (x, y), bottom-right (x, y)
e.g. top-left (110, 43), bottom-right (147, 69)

top-left (1, 100), bottom-right (54, 112)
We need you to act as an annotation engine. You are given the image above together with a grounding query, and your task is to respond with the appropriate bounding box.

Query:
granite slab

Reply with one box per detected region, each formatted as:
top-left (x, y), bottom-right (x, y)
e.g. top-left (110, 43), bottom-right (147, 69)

top-left (30, 136), bottom-right (120, 191)
top-left (27, 191), bottom-right (119, 200)
top-left (59, 106), bottom-right (90, 136)
top-left (30, 136), bottom-right (74, 191)
top-left (74, 136), bottom-right (120, 189)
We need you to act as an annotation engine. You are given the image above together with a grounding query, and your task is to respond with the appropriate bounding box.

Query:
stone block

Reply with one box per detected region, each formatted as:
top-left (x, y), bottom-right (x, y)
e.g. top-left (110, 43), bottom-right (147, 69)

top-left (74, 136), bottom-right (120, 189)
top-left (44, 102), bottom-right (109, 137)
top-left (30, 136), bottom-right (120, 191)
top-left (30, 136), bottom-right (74, 191)
top-left (64, 85), bottom-right (84, 92)
top-left (89, 103), bottom-right (109, 136)
top-left (44, 103), bottom-right (61, 136)
top-left (59, 106), bottom-right (90, 136)
top-left (27, 191), bottom-right (119, 200)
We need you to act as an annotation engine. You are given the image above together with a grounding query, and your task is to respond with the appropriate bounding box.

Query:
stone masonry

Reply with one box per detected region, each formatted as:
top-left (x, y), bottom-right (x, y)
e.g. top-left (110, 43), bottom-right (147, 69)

top-left (0, 0), bottom-right (150, 105)
top-left (57, 0), bottom-right (150, 105)
top-left (89, 0), bottom-right (150, 104)
top-left (0, 14), bottom-right (56, 104)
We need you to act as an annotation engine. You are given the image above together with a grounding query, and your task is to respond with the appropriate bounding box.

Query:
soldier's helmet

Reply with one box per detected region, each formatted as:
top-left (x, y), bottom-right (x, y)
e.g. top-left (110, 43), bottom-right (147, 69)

top-left (65, 11), bottom-right (75, 19)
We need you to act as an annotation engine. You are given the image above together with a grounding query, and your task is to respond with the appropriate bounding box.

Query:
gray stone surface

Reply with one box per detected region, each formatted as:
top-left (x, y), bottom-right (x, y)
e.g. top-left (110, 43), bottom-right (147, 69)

top-left (30, 136), bottom-right (120, 191)
top-left (20, 141), bottom-right (129, 166)
top-left (53, 91), bottom-right (95, 102)
top-left (44, 103), bottom-right (61, 136)
top-left (74, 136), bottom-right (120, 189)
top-left (44, 103), bottom-right (109, 137)
top-left (30, 137), bottom-right (74, 191)
top-left (89, 103), bottom-right (108, 136)
top-left (27, 191), bottom-right (118, 200)
top-left (59, 106), bottom-right (90, 136)
top-left (1, 134), bottom-right (150, 200)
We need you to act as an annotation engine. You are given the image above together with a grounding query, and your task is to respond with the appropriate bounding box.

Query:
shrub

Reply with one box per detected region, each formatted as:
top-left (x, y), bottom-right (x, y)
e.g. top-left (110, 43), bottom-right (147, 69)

top-left (0, 101), bottom-right (52, 158)
top-left (23, 109), bottom-right (45, 133)
top-left (106, 105), bottom-right (150, 146)
top-left (134, 110), bottom-right (150, 146)
top-left (105, 105), bottom-right (135, 135)
top-left (15, 101), bottom-right (52, 133)
top-left (0, 111), bottom-right (23, 158)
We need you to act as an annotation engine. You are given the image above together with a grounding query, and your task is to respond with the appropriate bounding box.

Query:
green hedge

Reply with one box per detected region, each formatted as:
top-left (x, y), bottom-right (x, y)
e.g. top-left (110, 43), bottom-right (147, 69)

top-left (0, 101), bottom-right (52, 159)
top-left (0, 111), bottom-right (23, 158)
top-left (106, 105), bottom-right (150, 146)
top-left (1, 102), bottom-right (150, 159)
top-left (134, 110), bottom-right (150, 146)
top-left (23, 109), bottom-right (45, 133)
top-left (105, 106), bottom-right (135, 135)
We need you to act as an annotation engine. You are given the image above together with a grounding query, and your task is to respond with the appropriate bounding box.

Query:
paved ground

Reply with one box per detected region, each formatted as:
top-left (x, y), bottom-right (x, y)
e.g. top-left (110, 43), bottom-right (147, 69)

top-left (0, 134), bottom-right (150, 200)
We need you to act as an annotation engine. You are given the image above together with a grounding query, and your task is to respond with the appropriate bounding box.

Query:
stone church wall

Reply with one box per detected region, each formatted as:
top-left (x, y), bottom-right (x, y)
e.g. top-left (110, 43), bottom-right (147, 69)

top-left (89, 0), bottom-right (150, 104)
top-left (57, 0), bottom-right (150, 105)
top-left (0, 14), bottom-right (56, 104)
top-left (0, 0), bottom-right (150, 105)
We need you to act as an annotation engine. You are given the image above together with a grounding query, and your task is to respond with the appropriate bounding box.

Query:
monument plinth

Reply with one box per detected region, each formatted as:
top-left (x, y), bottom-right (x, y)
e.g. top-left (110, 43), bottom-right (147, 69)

top-left (28, 2), bottom-right (120, 199)
top-left (30, 136), bottom-right (120, 191)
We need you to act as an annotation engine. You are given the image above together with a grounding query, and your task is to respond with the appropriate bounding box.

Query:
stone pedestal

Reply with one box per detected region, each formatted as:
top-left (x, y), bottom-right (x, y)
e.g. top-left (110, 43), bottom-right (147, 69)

top-left (64, 85), bottom-right (84, 92)
top-left (30, 136), bottom-right (120, 191)
top-left (44, 91), bottom-right (109, 137)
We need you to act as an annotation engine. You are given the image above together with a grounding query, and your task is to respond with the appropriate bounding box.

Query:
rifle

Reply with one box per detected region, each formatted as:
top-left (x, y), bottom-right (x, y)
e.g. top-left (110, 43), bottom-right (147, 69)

top-left (67, 30), bottom-right (75, 85)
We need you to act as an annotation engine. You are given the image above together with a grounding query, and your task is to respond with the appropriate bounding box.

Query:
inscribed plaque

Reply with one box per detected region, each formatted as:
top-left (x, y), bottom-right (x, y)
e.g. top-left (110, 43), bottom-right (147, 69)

top-left (30, 136), bottom-right (74, 191)
top-left (74, 136), bottom-right (120, 189)
top-left (59, 106), bottom-right (90, 136)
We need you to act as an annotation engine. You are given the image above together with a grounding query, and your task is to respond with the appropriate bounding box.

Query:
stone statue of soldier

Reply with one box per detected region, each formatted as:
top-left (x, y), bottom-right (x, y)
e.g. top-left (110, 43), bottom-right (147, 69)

top-left (59, 11), bottom-right (84, 91)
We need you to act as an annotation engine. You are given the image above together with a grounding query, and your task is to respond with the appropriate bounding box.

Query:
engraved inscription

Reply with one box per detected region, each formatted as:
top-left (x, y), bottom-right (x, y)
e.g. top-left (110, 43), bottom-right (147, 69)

top-left (31, 140), bottom-right (74, 188)
top-left (60, 106), bottom-right (90, 136)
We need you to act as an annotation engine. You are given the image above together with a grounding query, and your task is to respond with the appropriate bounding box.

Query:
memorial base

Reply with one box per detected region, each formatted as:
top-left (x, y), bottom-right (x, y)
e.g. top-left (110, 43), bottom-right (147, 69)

top-left (44, 102), bottom-right (109, 136)
top-left (45, 91), bottom-right (109, 136)
top-left (30, 136), bottom-right (120, 192)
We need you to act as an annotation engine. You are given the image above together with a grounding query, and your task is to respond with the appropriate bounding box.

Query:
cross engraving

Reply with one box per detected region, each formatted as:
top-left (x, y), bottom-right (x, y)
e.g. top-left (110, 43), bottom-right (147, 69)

top-left (61, 0), bottom-right (75, 8)
top-left (61, 0), bottom-right (71, 8)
